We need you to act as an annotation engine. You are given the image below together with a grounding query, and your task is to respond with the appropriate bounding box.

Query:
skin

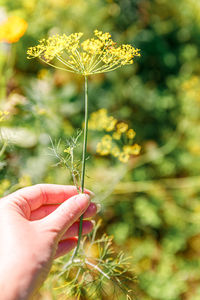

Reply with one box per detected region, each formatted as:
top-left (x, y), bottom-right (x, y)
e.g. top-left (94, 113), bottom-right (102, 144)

top-left (0, 184), bottom-right (97, 300)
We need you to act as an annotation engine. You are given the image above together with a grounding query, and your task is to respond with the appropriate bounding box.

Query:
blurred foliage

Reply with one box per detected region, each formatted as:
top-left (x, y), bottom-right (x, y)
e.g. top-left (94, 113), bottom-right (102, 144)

top-left (1, 0), bottom-right (200, 299)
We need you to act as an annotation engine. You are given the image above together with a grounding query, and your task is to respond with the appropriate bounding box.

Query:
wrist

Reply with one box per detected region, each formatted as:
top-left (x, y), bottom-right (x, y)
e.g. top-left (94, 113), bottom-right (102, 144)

top-left (0, 261), bottom-right (38, 300)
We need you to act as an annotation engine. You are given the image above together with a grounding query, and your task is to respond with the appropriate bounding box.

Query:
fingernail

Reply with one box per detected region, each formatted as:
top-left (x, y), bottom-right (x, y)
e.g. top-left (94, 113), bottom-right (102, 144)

top-left (79, 193), bottom-right (91, 200)
top-left (96, 203), bottom-right (101, 213)
top-left (78, 193), bottom-right (91, 208)
top-left (91, 220), bottom-right (96, 226)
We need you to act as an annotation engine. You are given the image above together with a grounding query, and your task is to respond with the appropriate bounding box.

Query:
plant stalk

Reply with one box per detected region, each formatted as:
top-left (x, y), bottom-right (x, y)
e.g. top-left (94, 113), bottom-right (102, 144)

top-left (72, 75), bottom-right (88, 259)
top-left (0, 141), bottom-right (7, 158)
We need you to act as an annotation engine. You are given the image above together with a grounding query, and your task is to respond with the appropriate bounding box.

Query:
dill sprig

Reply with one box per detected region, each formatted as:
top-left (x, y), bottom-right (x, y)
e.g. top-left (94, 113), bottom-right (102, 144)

top-left (45, 220), bottom-right (136, 300)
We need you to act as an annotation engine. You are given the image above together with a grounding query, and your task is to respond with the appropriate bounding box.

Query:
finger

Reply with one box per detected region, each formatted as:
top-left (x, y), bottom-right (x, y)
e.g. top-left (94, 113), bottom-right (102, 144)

top-left (41, 193), bottom-right (91, 235)
top-left (30, 202), bottom-right (98, 221)
top-left (83, 202), bottom-right (99, 218)
top-left (30, 204), bottom-right (59, 220)
top-left (60, 220), bottom-right (94, 240)
top-left (5, 184), bottom-right (93, 211)
top-left (55, 238), bottom-right (78, 259)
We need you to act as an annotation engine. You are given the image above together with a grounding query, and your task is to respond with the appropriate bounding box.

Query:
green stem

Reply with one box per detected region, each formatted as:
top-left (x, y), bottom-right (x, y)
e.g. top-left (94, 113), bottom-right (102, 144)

top-left (0, 141), bottom-right (7, 158)
top-left (72, 75), bottom-right (88, 259)
top-left (81, 76), bottom-right (88, 193)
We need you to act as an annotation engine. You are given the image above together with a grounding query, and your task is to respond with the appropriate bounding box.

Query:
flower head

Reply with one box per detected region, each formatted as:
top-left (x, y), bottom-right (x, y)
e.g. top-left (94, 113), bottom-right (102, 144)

top-left (126, 128), bottom-right (136, 139)
top-left (27, 30), bottom-right (140, 75)
top-left (0, 16), bottom-right (27, 43)
top-left (116, 122), bottom-right (128, 133)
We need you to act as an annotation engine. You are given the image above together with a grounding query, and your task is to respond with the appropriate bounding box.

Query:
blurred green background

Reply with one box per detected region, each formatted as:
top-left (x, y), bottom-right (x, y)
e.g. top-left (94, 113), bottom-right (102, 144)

top-left (1, 0), bottom-right (200, 299)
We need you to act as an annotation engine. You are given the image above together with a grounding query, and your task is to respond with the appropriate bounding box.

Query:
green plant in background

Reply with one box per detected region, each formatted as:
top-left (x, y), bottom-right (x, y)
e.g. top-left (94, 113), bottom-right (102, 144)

top-left (27, 30), bottom-right (140, 298)
top-left (0, 110), bottom-right (9, 170)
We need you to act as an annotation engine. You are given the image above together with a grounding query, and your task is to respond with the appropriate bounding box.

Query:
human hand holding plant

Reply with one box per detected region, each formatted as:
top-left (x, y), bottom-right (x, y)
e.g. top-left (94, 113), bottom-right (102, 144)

top-left (0, 184), bottom-right (96, 300)
top-left (27, 30), bottom-right (140, 298)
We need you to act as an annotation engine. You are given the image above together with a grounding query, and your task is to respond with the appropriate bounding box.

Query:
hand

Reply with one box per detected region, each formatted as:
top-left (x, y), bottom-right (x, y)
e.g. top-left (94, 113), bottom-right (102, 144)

top-left (0, 184), bottom-right (97, 300)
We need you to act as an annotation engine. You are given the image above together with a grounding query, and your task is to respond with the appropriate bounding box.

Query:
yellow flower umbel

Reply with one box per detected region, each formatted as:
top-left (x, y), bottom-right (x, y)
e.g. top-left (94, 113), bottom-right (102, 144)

top-left (0, 16), bottom-right (27, 43)
top-left (27, 30), bottom-right (140, 75)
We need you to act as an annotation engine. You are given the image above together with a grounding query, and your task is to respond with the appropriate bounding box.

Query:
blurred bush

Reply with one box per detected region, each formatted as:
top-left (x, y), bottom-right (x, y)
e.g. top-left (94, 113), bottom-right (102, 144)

top-left (1, 0), bottom-right (200, 299)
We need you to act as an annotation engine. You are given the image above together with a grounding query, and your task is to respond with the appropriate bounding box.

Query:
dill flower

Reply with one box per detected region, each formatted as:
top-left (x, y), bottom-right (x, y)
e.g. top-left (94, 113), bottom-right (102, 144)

top-left (105, 116), bottom-right (117, 132)
top-left (89, 110), bottom-right (141, 163)
top-left (116, 122), bottom-right (129, 133)
top-left (88, 108), bottom-right (109, 131)
top-left (96, 141), bottom-right (111, 156)
top-left (112, 131), bottom-right (121, 140)
top-left (126, 128), bottom-right (136, 139)
top-left (119, 152), bottom-right (130, 163)
top-left (27, 30), bottom-right (140, 76)
top-left (88, 109), bottom-right (141, 163)
top-left (111, 146), bottom-right (120, 157)
top-left (96, 134), bottom-right (113, 156)
top-left (88, 108), bottom-right (118, 132)
top-left (0, 16), bottom-right (27, 43)
top-left (130, 144), bottom-right (141, 155)
top-left (181, 76), bottom-right (200, 102)
top-left (101, 134), bottom-right (112, 143)
top-left (123, 144), bottom-right (141, 155)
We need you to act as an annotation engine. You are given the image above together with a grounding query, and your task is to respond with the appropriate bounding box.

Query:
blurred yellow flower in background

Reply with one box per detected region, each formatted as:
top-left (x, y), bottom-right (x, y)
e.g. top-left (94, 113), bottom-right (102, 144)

top-left (88, 108), bottom-right (117, 131)
top-left (96, 134), bottom-right (112, 156)
top-left (96, 141), bottom-right (111, 156)
top-left (111, 146), bottom-right (120, 157)
top-left (182, 76), bottom-right (200, 102)
top-left (123, 144), bottom-right (141, 155)
top-left (0, 111), bottom-right (9, 122)
top-left (126, 128), bottom-right (136, 139)
top-left (0, 16), bottom-right (28, 43)
top-left (118, 152), bottom-right (130, 163)
top-left (89, 108), bottom-right (141, 163)
top-left (112, 131), bottom-right (121, 140)
top-left (116, 122), bottom-right (128, 133)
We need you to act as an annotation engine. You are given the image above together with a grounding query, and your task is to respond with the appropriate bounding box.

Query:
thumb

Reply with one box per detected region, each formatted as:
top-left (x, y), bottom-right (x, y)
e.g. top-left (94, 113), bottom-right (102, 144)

top-left (41, 193), bottom-right (91, 235)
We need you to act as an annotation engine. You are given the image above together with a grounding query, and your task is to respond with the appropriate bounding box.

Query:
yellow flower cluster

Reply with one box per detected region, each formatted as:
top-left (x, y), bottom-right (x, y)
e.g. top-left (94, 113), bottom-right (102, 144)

top-left (88, 108), bottom-right (117, 131)
top-left (96, 135), bottom-right (112, 156)
top-left (0, 16), bottom-right (27, 43)
top-left (89, 109), bottom-right (141, 163)
top-left (0, 111), bottom-right (9, 122)
top-left (27, 30), bottom-right (140, 76)
top-left (64, 147), bottom-right (71, 154)
top-left (182, 76), bottom-right (200, 102)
